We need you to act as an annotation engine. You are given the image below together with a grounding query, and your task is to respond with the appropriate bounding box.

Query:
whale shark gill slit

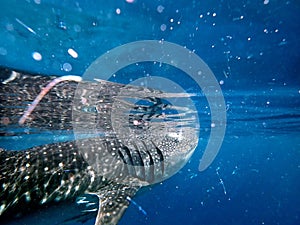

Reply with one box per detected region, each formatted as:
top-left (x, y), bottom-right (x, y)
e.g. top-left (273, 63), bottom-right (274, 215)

top-left (152, 140), bottom-right (165, 176)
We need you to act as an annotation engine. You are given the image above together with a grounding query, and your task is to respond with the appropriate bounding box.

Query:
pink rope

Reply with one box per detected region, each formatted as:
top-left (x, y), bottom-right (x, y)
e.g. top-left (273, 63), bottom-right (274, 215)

top-left (18, 75), bottom-right (82, 125)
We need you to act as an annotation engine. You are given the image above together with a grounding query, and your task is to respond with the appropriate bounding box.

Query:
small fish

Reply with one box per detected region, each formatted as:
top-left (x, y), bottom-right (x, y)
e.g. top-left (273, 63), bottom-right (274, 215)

top-left (0, 68), bottom-right (198, 224)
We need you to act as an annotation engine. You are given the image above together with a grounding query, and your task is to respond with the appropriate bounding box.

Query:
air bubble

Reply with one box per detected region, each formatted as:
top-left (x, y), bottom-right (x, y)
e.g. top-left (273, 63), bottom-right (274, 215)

top-left (62, 63), bottom-right (72, 72)
top-left (157, 5), bottom-right (164, 13)
top-left (160, 24), bottom-right (167, 31)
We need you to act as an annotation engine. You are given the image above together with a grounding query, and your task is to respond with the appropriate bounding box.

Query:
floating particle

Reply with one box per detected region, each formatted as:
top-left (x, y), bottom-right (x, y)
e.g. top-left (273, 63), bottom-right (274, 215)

top-left (157, 5), bottom-right (164, 13)
top-left (116, 8), bottom-right (121, 14)
top-left (278, 38), bottom-right (287, 46)
top-left (58, 21), bottom-right (67, 30)
top-left (247, 54), bottom-right (253, 59)
top-left (34, 0), bottom-right (41, 4)
top-left (67, 48), bottom-right (78, 58)
top-left (126, 0), bottom-right (135, 3)
top-left (264, 0), bottom-right (269, 4)
top-left (219, 80), bottom-right (224, 85)
top-left (15, 18), bottom-right (36, 35)
top-left (233, 15), bottom-right (244, 21)
top-left (62, 63), bottom-right (72, 72)
top-left (32, 52), bottom-right (42, 61)
top-left (212, 13), bottom-right (217, 17)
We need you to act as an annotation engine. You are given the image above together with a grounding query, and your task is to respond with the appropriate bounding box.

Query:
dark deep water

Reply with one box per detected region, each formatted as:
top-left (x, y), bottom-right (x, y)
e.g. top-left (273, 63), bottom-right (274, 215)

top-left (0, 0), bottom-right (299, 225)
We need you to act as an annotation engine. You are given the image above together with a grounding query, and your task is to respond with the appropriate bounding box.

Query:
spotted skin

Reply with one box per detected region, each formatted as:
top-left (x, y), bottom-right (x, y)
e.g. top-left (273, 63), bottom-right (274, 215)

top-left (0, 140), bottom-right (139, 225)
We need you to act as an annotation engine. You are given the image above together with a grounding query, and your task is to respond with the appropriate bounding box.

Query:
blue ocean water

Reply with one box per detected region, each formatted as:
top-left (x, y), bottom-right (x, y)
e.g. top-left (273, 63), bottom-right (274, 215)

top-left (0, 0), bottom-right (299, 225)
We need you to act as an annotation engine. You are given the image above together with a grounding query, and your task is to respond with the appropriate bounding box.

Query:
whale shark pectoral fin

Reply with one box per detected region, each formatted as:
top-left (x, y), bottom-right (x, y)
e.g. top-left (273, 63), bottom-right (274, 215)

top-left (60, 184), bottom-right (139, 225)
top-left (93, 183), bottom-right (140, 225)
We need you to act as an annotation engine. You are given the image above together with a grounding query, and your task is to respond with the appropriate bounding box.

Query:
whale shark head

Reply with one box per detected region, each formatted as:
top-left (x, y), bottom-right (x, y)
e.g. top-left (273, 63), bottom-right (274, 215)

top-left (72, 79), bottom-right (199, 186)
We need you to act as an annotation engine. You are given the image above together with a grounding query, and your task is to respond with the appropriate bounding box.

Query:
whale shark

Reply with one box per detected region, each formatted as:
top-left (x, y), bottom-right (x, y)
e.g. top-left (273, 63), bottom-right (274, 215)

top-left (0, 68), bottom-right (198, 224)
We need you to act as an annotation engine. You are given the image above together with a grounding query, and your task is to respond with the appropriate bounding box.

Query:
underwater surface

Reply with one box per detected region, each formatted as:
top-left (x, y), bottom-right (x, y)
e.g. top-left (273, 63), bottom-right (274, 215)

top-left (0, 0), bottom-right (299, 225)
